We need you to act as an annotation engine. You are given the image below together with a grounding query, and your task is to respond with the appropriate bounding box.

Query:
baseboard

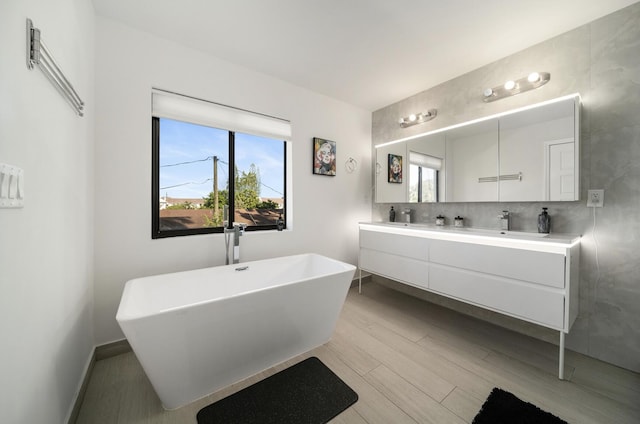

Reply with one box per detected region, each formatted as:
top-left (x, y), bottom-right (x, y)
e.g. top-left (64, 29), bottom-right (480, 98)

top-left (95, 339), bottom-right (132, 360)
top-left (67, 348), bottom-right (96, 424)
top-left (67, 339), bottom-right (132, 424)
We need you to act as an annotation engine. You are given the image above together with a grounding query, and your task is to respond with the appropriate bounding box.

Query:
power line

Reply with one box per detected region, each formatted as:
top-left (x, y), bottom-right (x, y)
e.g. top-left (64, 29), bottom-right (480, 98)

top-left (260, 182), bottom-right (283, 196)
top-left (160, 156), bottom-right (281, 195)
top-left (161, 178), bottom-right (283, 196)
top-left (160, 178), bottom-right (213, 190)
top-left (161, 155), bottom-right (230, 168)
top-left (160, 156), bottom-right (213, 168)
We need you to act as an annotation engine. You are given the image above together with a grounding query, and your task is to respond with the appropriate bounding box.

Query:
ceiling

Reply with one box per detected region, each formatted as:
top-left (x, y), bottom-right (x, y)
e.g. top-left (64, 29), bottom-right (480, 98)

top-left (92, 0), bottom-right (638, 111)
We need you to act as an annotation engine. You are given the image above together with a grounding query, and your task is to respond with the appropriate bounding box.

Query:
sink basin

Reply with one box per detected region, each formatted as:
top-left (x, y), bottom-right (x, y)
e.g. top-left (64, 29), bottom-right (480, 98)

top-left (385, 221), bottom-right (413, 226)
top-left (452, 227), bottom-right (549, 238)
top-left (500, 230), bottom-right (549, 238)
top-left (375, 222), bottom-right (549, 238)
top-left (384, 222), bottom-right (431, 228)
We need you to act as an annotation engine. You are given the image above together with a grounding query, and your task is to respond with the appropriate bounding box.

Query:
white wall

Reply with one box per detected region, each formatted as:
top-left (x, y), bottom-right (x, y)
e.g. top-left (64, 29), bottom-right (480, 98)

top-left (0, 1), bottom-right (95, 423)
top-left (94, 18), bottom-right (372, 345)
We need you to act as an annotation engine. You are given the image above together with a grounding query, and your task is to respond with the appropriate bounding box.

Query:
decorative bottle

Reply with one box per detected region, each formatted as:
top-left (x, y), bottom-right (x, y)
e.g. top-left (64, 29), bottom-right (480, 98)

top-left (389, 206), bottom-right (396, 222)
top-left (537, 207), bottom-right (550, 233)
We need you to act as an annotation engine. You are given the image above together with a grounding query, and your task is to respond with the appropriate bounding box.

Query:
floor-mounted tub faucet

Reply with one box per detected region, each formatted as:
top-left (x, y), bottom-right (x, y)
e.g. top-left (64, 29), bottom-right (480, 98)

top-left (498, 210), bottom-right (510, 231)
top-left (224, 223), bottom-right (247, 264)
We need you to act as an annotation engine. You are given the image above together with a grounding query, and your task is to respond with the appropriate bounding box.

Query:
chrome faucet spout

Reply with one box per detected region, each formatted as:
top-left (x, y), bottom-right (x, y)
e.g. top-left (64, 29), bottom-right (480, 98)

top-left (498, 210), bottom-right (510, 231)
top-left (224, 223), bottom-right (247, 265)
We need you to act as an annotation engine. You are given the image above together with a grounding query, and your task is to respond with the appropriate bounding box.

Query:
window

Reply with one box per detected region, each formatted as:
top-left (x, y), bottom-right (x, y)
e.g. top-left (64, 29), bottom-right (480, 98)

top-left (151, 91), bottom-right (289, 238)
top-left (408, 151), bottom-right (442, 203)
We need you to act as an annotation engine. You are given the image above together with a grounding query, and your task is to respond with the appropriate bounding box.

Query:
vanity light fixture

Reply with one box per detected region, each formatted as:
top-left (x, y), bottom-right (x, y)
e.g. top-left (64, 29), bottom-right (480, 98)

top-left (503, 80), bottom-right (516, 90)
top-left (483, 72), bottom-right (550, 102)
top-left (398, 109), bottom-right (437, 128)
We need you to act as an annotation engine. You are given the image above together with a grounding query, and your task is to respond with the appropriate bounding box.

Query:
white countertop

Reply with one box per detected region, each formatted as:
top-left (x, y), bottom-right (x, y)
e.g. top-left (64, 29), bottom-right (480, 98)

top-left (359, 221), bottom-right (581, 252)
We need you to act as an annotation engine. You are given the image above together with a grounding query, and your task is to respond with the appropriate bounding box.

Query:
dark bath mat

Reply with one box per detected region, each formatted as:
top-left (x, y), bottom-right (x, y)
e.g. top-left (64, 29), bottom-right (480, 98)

top-left (473, 387), bottom-right (568, 424)
top-left (197, 357), bottom-right (358, 424)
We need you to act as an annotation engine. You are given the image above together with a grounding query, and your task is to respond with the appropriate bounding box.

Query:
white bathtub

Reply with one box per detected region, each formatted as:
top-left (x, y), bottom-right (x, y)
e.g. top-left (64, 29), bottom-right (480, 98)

top-left (116, 253), bottom-right (356, 410)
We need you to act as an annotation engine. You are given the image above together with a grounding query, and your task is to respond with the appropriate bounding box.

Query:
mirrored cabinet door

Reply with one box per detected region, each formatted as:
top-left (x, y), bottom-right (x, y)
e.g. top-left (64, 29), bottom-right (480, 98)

top-left (499, 97), bottom-right (578, 201)
top-left (374, 94), bottom-right (580, 204)
top-left (445, 118), bottom-right (499, 202)
top-left (375, 142), bottom-right (408, 203)
top-left (408, 133), bottom-right (445, 203)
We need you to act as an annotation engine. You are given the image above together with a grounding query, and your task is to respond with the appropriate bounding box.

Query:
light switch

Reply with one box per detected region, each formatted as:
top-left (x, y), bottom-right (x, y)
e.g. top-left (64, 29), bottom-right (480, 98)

top-left (17, 169), bottom-right (24, 199)
top-left (8, 173), bottom-right (17, 198)
top-left (0, 169), bottom-right (8, 198)
top-left (0, 163), bottom-right (24, 208)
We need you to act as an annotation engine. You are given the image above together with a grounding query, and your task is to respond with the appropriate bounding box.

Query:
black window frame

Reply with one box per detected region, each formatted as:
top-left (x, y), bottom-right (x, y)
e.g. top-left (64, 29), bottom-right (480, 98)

top-left (152, 116), bottom-right (287, 239)
top-left (410, 162), bottom-right (440, 203)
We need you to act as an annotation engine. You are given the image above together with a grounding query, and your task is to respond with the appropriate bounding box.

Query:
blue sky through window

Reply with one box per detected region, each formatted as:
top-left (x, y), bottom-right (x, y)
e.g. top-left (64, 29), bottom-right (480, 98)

top-left (159, 118), bottom-right (285, 200)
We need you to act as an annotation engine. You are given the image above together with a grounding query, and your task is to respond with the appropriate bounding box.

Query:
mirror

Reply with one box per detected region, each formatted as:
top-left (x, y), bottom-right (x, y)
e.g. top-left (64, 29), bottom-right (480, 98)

top-left (444, 118), bottom-right (498, 202)
top-left (375, 95), bottom-right (579, 203)
top-left (408, 133), bottom-right (446, 202)
top-left (499, 98), bottom-right (577, 201)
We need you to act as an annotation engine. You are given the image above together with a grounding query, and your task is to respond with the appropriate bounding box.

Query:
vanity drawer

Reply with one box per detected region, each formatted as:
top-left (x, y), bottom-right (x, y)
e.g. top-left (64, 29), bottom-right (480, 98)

top-left (429, 239), bottom-right (565, 288)
top-left (360, 229), bottom-right (428, 261)
top-left (429, 264), bottom-right (564, 330)
top-left (360, 248), bottom-right (429, 289)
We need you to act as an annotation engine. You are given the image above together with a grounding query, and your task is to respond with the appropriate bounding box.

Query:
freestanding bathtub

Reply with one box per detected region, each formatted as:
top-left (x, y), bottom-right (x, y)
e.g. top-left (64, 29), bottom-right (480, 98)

top-left (116, 253), bottom-right (356, 410)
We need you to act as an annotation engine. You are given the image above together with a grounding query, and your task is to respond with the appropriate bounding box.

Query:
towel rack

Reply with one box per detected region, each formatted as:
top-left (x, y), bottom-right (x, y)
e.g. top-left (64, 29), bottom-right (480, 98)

top-left (26, 18), bottom-right (84, 116)
top-left (478, 172), bottom-right (522, 183)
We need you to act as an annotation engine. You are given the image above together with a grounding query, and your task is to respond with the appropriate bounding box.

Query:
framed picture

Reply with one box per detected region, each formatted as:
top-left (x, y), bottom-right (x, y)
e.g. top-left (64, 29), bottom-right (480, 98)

top-left (388, 154), bottom-right (402, 183)
top-left (313, 137), bottom-right (336, 176)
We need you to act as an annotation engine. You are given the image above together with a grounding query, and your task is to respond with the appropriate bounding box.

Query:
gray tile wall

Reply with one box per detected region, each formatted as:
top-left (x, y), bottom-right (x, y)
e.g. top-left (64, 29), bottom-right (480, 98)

top-left (371, 3), bottom-right (640, 372)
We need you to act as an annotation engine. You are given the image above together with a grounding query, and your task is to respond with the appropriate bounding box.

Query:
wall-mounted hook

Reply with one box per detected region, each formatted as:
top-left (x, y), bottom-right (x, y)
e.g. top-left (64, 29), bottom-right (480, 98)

top-left (345, 157), bottom-right (358, 173)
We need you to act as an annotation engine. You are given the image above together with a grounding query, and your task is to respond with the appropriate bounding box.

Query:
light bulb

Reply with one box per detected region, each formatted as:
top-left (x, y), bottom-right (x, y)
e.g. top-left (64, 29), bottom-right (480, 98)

top-left (398, 118), bottom-right (405, 124)
top-left (483, 88), bottom-right (494, 97)
top-left (528, 72), bottom-right (540, 83)
top-left (408, 114), bottom-right (417, 122)
top-left (504, 80), bottom-right (516, 90)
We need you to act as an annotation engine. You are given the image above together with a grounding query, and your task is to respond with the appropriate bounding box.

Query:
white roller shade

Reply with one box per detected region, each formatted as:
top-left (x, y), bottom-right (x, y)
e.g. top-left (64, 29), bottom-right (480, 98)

top-left (410, 151), bottom-right (443, 170)
top-left (152, 90), bottom-right (291, 141)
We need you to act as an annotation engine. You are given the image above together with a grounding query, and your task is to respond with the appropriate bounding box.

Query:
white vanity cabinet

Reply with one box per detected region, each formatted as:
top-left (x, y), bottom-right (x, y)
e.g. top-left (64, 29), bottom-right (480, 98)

top-left (359, 228), bottom-right (429, 289)
top-left (429, 240), bottom-right (569, 330)
top-left (358, 222), bottom-right (580, 379)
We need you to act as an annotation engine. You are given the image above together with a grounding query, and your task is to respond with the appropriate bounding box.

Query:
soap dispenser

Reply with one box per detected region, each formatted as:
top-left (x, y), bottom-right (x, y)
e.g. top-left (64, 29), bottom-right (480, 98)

top-left (537, 207), bottom-right (550, 234)
top-left (389, 206), bottom-right (396, 222)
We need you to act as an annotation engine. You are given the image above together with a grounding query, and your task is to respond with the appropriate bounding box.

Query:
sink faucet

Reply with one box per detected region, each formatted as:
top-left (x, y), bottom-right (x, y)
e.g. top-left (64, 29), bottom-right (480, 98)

top-left (498, 210), bottom-right (510, 231)
top-left (402, 208), bottom-right (411, 223)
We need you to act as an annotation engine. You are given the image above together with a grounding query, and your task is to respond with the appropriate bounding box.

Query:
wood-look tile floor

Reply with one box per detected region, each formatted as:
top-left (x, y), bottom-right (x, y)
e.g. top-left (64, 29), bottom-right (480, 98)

top-left (76, 283), bottom-right (640, 423)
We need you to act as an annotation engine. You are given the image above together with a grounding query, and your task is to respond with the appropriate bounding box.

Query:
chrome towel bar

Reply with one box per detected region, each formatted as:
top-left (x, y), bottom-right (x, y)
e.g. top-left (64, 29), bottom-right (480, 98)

top-left (478, 172), bottom-right (523, 183)
top-left (26, 18), bottom-right (84, 117)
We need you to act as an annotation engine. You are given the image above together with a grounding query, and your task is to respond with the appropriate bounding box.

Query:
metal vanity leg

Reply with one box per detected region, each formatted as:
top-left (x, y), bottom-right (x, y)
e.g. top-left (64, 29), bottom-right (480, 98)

top-left (559, 331), bottom-right (565, 380)
top-left (358, 268), bottom-right (362, 294)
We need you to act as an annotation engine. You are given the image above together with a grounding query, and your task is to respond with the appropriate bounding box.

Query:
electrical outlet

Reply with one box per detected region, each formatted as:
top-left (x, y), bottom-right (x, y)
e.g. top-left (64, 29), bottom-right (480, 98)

top-left (587, 189), bottom-right (604, 207)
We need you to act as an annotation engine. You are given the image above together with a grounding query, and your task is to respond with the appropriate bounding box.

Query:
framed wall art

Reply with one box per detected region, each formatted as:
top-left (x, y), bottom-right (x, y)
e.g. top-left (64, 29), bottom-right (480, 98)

top-left (313, 137), bottom-right (336, 176)
top-left (388, 153), bottom-right (402, 183)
